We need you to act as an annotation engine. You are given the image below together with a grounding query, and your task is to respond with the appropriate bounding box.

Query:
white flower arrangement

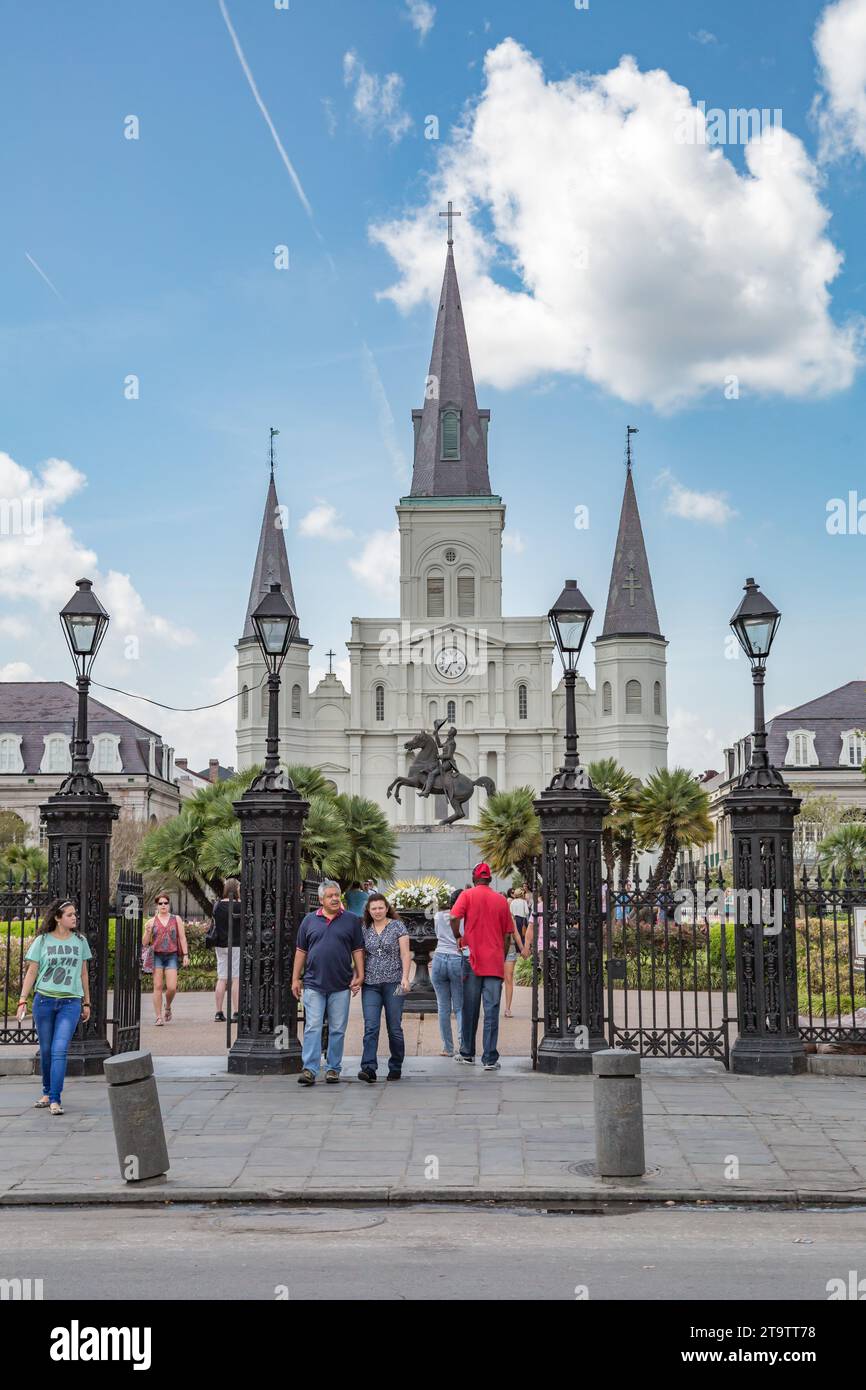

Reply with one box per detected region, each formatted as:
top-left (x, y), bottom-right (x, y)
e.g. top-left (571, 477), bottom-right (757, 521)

top-left (385, 876), bottom-right (455, 912)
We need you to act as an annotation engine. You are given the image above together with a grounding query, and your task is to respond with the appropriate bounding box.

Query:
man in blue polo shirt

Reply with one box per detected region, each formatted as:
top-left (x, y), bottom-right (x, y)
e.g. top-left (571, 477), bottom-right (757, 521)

top-left (291, 879), bottom-right (364, 1086)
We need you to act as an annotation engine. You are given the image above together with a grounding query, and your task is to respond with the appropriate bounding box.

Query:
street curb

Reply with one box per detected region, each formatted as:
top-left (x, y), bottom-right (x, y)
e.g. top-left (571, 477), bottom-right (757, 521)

top-left (3, 1183), bottom-right (866, 1208)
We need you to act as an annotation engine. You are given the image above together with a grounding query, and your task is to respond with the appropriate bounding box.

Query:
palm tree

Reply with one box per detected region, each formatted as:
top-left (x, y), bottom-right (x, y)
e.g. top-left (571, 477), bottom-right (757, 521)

top-left (301, 795), bottom-right (351, 880)
top-left (0, 843), bottom-right (48, 885)
top-left (634, 767), bottom-right (713, 893)
top-left (333, 794), bottom-right (398, 887)
top-left (818, 823), bottom-right (866, 879)
top-left (198, 823), bottom-right (242, 882)
top-left (587, 759), bottom-right (641, 884)
top-left (473, 788), bottom-right (542, 885)
top-left (137, 814), bottom-right (216, 914)
top-left (284, 764), bottom-right (337, 802)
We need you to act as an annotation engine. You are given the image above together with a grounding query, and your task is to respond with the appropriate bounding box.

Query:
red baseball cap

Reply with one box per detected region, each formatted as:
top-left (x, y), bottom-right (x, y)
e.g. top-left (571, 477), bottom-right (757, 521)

top-left (472, 862), bottom-right (492, 880)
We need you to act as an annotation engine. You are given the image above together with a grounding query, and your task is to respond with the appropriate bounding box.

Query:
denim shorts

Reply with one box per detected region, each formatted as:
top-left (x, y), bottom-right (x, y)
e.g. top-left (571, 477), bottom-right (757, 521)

top-left (153, 951), bottom-right (179, 971)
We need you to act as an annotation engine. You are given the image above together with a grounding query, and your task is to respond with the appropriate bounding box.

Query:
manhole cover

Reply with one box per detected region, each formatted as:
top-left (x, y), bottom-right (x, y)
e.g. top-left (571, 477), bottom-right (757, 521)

top-left (567, 1161), bottom-right (662, 1178)
top-left (209, 1209), bottom-right (386, 1235)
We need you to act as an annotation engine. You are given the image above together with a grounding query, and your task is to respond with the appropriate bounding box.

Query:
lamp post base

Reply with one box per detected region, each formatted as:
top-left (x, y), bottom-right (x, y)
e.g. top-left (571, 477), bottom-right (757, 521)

top-left (537, 1033), bottom-right (609, 1076)
top-left (64, 1038), bottom-right (113, 1077)
top-left (731, 1036), bottom-right (807, 1076)
top-left (227, 1034), bottom-right (302, 1076)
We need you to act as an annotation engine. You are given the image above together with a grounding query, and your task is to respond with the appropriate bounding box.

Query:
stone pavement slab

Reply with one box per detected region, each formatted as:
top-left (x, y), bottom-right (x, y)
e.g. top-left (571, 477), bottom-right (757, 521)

top-left (0, 1058), bottom-right (864, 1208)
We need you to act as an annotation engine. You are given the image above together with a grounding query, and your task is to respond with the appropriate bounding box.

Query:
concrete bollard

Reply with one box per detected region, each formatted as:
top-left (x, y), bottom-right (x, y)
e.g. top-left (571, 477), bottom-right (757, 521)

top-left (103, 1050), bottom-right (170, 1183)
top-left (592, 1049), bottom-right (645, 1178)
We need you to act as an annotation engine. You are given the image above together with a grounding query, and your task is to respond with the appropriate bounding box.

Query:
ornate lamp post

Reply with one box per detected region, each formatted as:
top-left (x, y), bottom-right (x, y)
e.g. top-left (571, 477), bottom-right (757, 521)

top-left (725, 578), bottom-right (805, 1075)
top-left (228, 583), bottom-right (309, 1075)
top-left (41, 579), bottom-right (118, 1074)
top-left (534, 581), bottom-right (609, 1074)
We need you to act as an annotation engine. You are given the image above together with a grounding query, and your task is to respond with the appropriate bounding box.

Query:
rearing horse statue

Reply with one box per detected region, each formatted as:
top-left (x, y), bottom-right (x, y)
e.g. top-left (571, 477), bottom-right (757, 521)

top-left (386, 728), bottom-right (496, 826)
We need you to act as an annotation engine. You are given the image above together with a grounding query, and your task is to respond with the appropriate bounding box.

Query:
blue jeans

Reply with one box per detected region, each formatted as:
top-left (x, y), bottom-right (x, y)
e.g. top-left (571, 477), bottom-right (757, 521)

top-left (32, 993), bottom-right (81, 1104)
top-left (430, 953), bottom-right (465, 1054)
top-left (360, 982), bottom-right (405, 1076)
top-left (301, 988), bottom-right (351, 1076)
top-left (460, 969), bottom-right (503, 1066)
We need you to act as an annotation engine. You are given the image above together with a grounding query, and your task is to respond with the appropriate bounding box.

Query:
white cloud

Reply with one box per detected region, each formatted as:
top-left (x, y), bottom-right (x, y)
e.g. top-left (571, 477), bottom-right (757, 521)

top-left (361, 342), bottom-right (410, 483)
top-left (405, 0), bottom-right (436, 41)
top-left (105, 655), bottom-right (238, 772)
top-left (503, 530), bottom-right (526, 553)
top-left (0, 616), bottom-right (28, 639)
top-left (0, 450), bottom-right (192, 646)
top-left (813, 0), bottom-right (866, 160)
top-left (668, 707), bottom-right (724, 774)
top-left (372, 40), bottom-right (861, 409)
top-left (322, 97), bottom-right (338, 138)
top-left (657, 470), bottom-right (737, 525)
top-left (348, 529), bottom-right (401, 603)
top-left (343, 50), bottom-right (412, 142)
top-left (0, 661), bottom-right (36, 681)
top-left (690, 29), bottom-right (718, 45)
top-left (299, 502), bottom-right (353, 540)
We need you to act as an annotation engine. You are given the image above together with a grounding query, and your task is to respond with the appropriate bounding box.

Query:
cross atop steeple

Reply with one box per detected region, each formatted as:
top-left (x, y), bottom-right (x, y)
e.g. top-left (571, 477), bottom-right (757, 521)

top-left (439, 199), bottom-right (462, 246)
top-left (326, 649), bottom-right (335, 675)
top-left (626, 425), bottom-right (638, 473)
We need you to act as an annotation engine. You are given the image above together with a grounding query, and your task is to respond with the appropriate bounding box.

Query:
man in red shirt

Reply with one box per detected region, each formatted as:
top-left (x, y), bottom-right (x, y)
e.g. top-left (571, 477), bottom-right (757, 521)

top-left (450, 863), bottom-right (519, 1070)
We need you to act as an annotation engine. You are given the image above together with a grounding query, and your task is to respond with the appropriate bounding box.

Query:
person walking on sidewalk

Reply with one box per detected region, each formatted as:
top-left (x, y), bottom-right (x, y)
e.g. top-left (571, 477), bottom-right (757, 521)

top-left (16, 898), bottom-right (92, 1115)
top-left (142, 893), bottom-right (189, 1026)
top-left (503, 887), bottom-right (529, 1018)
top-left (430, 888), bottom-right (467, 1057)
top-left (451, 864), bottom-right (515, 1071)
top-left (292, 880), bottom-right (364, 1086)
top-left (357, 893), bottom-right (411, 1083)
top-left (210, 878), bottom-right (241, 1023)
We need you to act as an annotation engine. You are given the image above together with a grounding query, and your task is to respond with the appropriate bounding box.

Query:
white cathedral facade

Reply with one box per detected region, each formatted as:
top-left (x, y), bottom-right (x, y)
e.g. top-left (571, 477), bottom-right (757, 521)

top-left (236, 239), bottom-right (668, 854)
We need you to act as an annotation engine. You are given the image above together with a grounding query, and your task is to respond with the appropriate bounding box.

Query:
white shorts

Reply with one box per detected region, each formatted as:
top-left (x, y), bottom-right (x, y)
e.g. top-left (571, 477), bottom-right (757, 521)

top-left (214, 946), bottom-right (240, 981)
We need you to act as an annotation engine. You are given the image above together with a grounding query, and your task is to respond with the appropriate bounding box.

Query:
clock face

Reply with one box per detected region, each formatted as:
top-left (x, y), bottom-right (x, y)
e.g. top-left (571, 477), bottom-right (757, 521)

top-left (435, 647), bottom-right (467, 679)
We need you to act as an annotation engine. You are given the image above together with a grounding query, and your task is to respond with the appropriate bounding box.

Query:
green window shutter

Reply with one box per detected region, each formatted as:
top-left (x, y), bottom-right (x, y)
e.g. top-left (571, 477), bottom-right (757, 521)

top-left (441, 410), bottom-right (460, 460)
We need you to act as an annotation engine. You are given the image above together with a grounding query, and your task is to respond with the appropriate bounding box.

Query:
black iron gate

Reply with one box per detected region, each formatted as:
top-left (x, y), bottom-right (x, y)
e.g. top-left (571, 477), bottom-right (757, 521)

top-left (1, 873), bottom-right (50, 1045)
top-left (795, 867), bottom-right (866, 1047)
top-left (108, 871), bottom-right (143, 1055)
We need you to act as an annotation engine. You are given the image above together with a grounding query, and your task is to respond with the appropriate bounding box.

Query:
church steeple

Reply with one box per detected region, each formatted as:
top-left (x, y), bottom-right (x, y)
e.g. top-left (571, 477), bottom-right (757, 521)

top-left (409, 218), bottom-right (491, 498)
top-left (242, 439), bottom-right (298, 640)
top-left (602, 429), bottom-right (662, 639)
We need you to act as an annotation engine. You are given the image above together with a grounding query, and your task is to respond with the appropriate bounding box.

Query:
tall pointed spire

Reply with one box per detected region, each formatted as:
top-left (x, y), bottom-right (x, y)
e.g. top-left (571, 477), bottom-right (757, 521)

top-left (409, 220), bottom-right (491, 497)
top-left (602, 429), bottom-right (662, 638)
top-left (242, 436), bottom-right (298, 639)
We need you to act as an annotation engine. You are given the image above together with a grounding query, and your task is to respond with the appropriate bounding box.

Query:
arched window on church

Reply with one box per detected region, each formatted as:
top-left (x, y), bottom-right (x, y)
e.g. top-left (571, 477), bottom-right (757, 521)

top-left (427, 571), bottom-right (445, 618)
top-left (429, 700), bottom-right (438, 723)
top-left (626, 680), bottom-right (642, 714)
top-left (441, 409), bottom-right (460, 460)
top-left (375, 685), bottom-right (385, 722)
top-left (241, 685), bottom-right (249, 720)
top-left (292, 684), bottom-right (301, 719)
top-left (653, 681), bottom-right (662, 716)
top-left (446, 700), bottom-right (456, 724)
top-left (518, 684), bottom-right (528, 720)
top-left (602, 681), bottom-right (612, 715)
top-left (464, 700), bottom-right (474, 725)
top-left (457, 571), bottom-right (475, 618)
top-left (260, 682), bottom-right (268, 718)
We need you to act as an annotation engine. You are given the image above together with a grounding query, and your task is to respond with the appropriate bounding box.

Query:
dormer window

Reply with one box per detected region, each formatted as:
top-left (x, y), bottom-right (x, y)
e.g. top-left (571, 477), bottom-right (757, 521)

top-left (840, 729), bottom-right (865, 768)
top-left (441, 409), bottom-right (460, 460)
top-left (91, 734), bottom-right (122, 774)
top-left (785, 729), bottom-right (818, 767)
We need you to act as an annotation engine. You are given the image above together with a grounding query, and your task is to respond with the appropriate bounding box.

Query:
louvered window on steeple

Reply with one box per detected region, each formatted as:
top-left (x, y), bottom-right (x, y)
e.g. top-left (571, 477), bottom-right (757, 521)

top-left (654, 682), bottom-right (662, 716)
top-left (625, 680), bottom-right (642, 714)
top-left (457, 573), bottom-right (475, 617)
top-left (602, 682), bottom-right (612, 715)
top-left (441, 409), bottom-right (460, 460)
top-left (427, 573), bottom-right (445, 618)
top-left (261, 683), bottom-right (268, 718)
top-left (241, 686), bottom-right (249, 720)
top-left (291, 685), bottom-right (301, 718)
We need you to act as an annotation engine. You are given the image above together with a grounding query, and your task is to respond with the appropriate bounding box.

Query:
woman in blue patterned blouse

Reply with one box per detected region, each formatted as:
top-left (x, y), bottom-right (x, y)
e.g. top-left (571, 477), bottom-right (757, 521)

top-left (358, 893), bottom-right (411, 1083)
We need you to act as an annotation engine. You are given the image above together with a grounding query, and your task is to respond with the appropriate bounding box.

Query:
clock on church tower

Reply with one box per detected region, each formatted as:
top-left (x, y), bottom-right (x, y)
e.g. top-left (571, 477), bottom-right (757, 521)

top-left (434, 646), bottom-right (467, 679)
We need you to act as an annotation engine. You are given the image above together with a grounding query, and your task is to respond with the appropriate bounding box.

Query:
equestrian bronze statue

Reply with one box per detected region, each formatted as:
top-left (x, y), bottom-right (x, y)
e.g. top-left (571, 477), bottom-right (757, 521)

top-left (386, 719), bottom-right (495, 825)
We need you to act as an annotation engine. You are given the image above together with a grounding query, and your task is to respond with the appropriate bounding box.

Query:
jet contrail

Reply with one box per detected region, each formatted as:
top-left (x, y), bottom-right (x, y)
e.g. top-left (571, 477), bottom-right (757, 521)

top-left (25, 252), bottom-right (62, 299)
top-left (217, 0), bottom-right (314, 222)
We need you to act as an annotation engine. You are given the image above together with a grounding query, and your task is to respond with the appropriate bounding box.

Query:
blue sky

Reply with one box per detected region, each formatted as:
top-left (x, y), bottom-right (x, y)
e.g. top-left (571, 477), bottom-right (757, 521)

top-left (2, 0), bottom-right (865, 769)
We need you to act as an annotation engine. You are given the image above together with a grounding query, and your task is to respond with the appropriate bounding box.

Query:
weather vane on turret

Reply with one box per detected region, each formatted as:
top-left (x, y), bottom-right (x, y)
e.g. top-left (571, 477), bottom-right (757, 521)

top-left (626, 425), bottom-right (639, 472)
top-left (269, 427), bottom-right (280, 479)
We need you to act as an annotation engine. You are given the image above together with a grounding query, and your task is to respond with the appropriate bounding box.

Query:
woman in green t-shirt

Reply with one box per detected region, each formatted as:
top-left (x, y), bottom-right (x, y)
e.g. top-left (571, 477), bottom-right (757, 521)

top-left (17, 899), bottom-right (92, 1115)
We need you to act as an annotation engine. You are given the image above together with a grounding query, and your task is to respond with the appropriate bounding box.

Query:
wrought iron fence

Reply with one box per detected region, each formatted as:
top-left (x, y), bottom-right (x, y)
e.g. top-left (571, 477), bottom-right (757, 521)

top-left (795, 866), bottom-right (866, 1047)
top-left (0, 873), bottom-right (51, 1045)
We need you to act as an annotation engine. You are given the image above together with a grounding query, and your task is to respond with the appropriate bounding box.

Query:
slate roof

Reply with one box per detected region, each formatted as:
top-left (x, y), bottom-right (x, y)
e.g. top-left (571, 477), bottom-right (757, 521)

top-left (409, 245), bottom-right (492, 497)
top-left (0, 682), bottom-right (171, 778)
top-left (601, 466), bottom-right (662, 639)
top-left (242, 472), bottom-right (300, 640)
top-left (766, 681), bottom-right (866, 768)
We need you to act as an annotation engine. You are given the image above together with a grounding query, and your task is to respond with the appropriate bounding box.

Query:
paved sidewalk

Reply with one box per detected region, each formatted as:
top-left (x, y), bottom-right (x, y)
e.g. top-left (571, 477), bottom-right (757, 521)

top-left (1, 1058), bottom-right (865, 1207)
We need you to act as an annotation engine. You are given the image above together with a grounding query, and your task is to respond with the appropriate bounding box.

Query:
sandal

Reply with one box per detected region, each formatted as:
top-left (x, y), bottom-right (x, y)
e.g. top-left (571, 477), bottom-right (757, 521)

top-left (49, 1103), bottom-right (64, 1116)
top-left (164, 1006), bottom-right (172, 1022)
top-left (155, 1016), bottom-right (164, 1026)
top-left (34, 1096), bottom-right (50, 1108)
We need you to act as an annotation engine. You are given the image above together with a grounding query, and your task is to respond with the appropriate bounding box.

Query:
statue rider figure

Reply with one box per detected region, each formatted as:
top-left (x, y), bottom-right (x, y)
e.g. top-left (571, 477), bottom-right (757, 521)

top-left (418, 718), bottom-right (458, 799)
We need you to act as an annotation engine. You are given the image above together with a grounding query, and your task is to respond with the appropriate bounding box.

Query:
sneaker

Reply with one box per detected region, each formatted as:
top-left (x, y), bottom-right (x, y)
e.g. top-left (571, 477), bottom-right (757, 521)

top-left (297, 1069), bottom-right (316, 1086)
top-left (454, 1054), bottom-right (474, 1065)
top-left (230, 1013), bottom-right (238, 1022)
top-left (357, 1068), bottom-right (377, 1083)
top-left (386, 1072), bottom-right (402, 1081)
top-left (325, 1069), bottom-right (340, 1084)
top-left (483, 1061), bottom-right (501, 1071)
top-left (214, 1011), bottom-right (226, 1022)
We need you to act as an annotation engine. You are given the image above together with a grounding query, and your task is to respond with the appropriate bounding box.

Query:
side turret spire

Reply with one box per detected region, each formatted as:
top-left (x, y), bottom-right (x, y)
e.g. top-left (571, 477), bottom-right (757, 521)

top-left (602, 428), bottom-right (662, 639)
